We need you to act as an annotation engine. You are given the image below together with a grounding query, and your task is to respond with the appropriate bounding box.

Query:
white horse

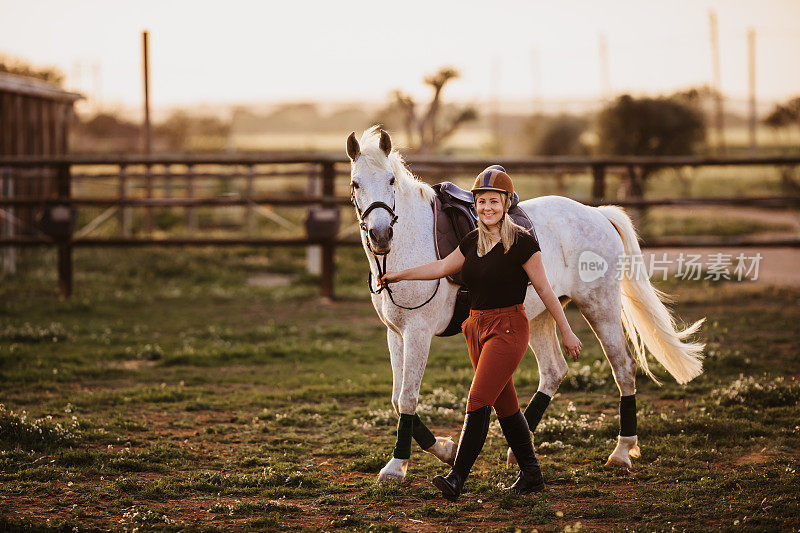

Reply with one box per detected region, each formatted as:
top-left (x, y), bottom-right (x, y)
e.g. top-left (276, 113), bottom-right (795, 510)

top-left (346, 127), bottom-right (705, 481)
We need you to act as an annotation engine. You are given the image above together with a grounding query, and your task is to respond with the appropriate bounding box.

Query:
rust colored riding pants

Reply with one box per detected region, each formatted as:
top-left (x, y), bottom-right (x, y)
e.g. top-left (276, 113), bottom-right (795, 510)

top-left (462, 303), bottom-right (530, 417)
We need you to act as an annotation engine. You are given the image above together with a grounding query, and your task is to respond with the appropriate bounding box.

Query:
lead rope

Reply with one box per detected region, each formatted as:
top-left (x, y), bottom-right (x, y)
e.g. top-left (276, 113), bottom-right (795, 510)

top-left (367, 251), bottom-right (440, 310)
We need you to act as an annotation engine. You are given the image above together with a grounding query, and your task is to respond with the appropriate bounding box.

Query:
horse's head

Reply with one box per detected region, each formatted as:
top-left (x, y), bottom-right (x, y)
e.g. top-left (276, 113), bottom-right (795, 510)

top-left (346, 128), bottom-right (398, 255)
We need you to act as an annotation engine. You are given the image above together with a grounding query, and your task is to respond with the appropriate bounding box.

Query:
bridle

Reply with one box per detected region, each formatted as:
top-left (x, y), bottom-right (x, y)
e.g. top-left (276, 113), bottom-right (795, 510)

top-left (350, 180), bottom-right (440, 310)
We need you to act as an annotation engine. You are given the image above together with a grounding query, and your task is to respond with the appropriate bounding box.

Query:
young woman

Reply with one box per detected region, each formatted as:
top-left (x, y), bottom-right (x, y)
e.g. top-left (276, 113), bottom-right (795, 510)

top-left (377, 166), bottom-right (582, 501)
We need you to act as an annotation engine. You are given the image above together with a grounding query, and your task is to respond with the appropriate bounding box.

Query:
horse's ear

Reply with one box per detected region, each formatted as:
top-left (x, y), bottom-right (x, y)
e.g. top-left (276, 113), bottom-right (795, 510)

top-left (379, 129), bottom-right (392, 156)
top-left (346, 132), bottom-right (360, 161)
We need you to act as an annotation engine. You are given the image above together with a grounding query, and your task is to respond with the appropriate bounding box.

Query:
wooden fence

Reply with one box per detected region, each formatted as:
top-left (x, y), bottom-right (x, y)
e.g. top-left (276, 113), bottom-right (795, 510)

top-left (1, 154), bottom-right (799, 298)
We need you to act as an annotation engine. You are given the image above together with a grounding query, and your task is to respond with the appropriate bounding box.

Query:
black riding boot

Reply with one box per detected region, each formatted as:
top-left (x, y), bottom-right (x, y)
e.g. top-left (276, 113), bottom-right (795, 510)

top-left (432, 405), bottom-right (490, 501)
top-left (498, 409), bottom-right (545, 494)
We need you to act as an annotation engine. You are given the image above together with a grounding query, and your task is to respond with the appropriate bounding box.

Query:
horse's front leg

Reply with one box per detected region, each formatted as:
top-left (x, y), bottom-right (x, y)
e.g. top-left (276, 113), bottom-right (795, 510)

top-left (387, 327), bottom-right (404, 417)
top-left (378, 326), bottom-right (455, 482)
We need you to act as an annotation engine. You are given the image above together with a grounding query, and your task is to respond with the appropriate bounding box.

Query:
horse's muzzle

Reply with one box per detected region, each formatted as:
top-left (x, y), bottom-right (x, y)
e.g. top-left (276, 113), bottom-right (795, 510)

top-left (368, 226), bottom-right (393, 253)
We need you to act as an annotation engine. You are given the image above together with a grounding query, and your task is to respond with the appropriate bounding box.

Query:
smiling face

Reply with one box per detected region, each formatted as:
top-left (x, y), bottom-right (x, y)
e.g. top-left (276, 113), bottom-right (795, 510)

top-left (474, 191), bottom-right (506, 229)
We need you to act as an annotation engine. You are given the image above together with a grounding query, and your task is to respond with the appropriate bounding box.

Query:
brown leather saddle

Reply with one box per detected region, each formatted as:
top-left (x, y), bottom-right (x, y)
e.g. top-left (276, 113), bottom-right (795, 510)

top-left (432, 181), bottom-right (538, 337)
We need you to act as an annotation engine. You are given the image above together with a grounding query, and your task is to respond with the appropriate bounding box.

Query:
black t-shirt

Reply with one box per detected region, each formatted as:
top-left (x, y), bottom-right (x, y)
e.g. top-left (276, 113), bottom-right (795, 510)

top-left (458, 228), bottom-right (540, 310)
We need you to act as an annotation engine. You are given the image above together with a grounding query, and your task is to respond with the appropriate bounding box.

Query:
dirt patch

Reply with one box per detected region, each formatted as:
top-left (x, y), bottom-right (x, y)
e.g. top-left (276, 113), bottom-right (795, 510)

top-left (105, 360), bottom-right (158, 370)
top-left (246, 273), bottom-right (293, 287)
top-left (658, 205), bottom-right (800, 232)
top-left (733, 449), bottom-right (773, 465)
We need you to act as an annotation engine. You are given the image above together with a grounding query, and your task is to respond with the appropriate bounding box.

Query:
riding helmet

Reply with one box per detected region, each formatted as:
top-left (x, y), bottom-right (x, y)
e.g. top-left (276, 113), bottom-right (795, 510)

top-left (471, 166), bottom-right (514, 200)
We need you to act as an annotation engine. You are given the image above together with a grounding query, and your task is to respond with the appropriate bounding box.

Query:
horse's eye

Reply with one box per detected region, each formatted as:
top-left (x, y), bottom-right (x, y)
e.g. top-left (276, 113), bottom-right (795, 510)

top-left (351, 182), bottom-right (359, 189)
top-left (389, 177), bottom-right (395, 185)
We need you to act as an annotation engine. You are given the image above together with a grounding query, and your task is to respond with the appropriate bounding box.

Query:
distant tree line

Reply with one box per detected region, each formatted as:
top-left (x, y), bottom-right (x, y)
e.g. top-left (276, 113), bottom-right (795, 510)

top-left (74, 111), bottom-right (231, 153)
top-left (0, 54), bottom-right (64, 85)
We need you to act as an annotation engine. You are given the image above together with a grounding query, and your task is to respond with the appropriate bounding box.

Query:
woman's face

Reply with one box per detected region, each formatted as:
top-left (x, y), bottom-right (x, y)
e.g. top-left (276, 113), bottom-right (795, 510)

top-left (475, 191), bottom-right (505, 228)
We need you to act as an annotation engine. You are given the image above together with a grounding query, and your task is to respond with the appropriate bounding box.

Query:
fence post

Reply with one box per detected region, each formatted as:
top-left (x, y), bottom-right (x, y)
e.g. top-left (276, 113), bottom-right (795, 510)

top-left (118, 164), bottom-right (130, 236)
top-left (591, 164), bottom-right (606, 201)
top-left (1, 171), bottom-right (16, 275)
top-left (56, 163), bottom-right (72, 297)
top-left (145, 164), bottom-right (153, 234)
top-left (320, 160), bottom-right (336, 300)
top-left (186, 164), bottom-right (197, 232)
top-left (627, 165), bottom-right (645, 227)
top-left (164, 164), bottom-right (172, 199)
top-left (245, 164), bottom-right (255, 233)
top-left (627, 165), bottom-right (644, 199)
top-left (306, 164), bottom-right (322, 275)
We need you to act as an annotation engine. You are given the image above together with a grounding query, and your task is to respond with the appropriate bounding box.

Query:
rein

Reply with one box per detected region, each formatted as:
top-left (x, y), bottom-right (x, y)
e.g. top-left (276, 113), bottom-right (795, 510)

top-left (351, 187), bottom-right (441, 311)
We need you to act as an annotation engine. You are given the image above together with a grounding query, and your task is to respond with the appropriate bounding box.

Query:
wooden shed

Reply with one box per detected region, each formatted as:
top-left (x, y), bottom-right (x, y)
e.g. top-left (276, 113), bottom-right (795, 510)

top-left (0, 72), bottom-right (82, 241)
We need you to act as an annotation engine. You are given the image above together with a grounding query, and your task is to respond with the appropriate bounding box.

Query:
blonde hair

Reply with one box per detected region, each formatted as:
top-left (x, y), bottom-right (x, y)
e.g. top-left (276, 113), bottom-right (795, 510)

top-left (475, 192), bottom-right (527, 257)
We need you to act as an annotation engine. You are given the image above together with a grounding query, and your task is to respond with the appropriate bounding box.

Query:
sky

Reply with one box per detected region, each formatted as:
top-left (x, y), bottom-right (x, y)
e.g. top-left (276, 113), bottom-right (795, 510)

top-left (2, 0), bottom-right (800, 112)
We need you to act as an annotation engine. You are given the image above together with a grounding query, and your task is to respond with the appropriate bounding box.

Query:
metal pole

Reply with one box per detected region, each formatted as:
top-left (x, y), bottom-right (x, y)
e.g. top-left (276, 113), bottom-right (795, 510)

top-left (142, 30), bottom-right (151, 155)
top-left (709, 10), bottom-right (725, 154)
top-left (598, 32), bottom-right (611, 101)
top-left (748, 28), bottom-right (757, 151)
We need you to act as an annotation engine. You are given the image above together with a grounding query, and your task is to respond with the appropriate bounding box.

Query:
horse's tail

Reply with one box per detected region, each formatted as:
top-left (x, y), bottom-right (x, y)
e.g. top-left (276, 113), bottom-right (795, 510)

top-left (597, 205), bottom-right (706, 385)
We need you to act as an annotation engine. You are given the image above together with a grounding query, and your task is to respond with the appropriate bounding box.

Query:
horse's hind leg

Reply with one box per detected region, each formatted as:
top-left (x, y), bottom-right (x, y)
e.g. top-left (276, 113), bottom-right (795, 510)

top-left (577, 293), bottom-right (641, 468)
top-left (509, 311), bottom-right (568, 466)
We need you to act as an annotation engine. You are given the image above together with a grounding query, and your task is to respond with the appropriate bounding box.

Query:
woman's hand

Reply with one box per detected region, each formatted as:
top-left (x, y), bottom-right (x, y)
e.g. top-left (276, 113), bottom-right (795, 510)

top-left (562, 330), bottom-right (582, 361)
top-left (377, 270), bottom-right (403, 288)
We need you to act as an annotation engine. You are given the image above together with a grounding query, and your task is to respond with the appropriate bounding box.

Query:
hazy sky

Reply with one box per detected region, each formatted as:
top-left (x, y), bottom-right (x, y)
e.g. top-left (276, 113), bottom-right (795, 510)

top-left (2, 0), bottom-right (799, 110)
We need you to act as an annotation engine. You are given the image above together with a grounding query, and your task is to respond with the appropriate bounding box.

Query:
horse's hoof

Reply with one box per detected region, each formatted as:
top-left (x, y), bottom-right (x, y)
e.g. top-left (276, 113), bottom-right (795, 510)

top-left (605, 435), bottom-right (637, 468)
top-left (425, 436), bottom-right (456, 466)
top-left (377, 458), bottom-right (408, 482)
top-left (605, 454), bottom-right (632, 468)
top-left (629, 444), bottom-right (641, 459)
top-left (506, 447), bottom-right (517, 467)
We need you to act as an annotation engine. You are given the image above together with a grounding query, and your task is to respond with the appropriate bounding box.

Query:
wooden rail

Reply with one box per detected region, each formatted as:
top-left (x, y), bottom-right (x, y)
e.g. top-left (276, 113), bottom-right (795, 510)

top-left (1, 154), bottom-right (799, 298)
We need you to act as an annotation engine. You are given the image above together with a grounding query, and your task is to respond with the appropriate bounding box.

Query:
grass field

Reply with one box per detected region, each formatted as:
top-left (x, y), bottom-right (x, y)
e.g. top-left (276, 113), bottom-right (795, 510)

top-left (1, 244), bottom-right (799, 532)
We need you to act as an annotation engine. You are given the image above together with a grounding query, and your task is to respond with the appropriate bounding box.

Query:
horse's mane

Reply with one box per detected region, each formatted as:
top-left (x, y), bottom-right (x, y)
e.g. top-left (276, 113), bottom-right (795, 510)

top-left (358, 126), bottom-right (436, 205)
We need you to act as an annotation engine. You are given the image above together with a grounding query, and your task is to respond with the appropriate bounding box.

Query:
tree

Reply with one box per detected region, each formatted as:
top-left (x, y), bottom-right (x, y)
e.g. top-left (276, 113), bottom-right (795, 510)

top-left (597, 94), bottom-right (706, 157)
top-left (525, 114), bottom-right (589, 156)
top-left (764, 96), bottom-right (800, 129)
top-left (374, 67), bottom-right (476, 153)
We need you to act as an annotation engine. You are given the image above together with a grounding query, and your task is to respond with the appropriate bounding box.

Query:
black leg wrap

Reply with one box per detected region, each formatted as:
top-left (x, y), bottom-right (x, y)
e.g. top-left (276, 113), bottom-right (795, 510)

top-left (412, 414), bottom-right (437, 450)
top-left (393, 413), bottom-right (415, 459)
top-left (619, 394), bottom-right (637, 437)
top-left (523, 391), bottom-right (551, 433)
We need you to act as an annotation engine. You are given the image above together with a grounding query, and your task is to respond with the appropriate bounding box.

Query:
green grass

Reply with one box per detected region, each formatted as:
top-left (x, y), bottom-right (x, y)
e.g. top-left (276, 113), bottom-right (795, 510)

top-left (0, 245), bottom-right (798, 531)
